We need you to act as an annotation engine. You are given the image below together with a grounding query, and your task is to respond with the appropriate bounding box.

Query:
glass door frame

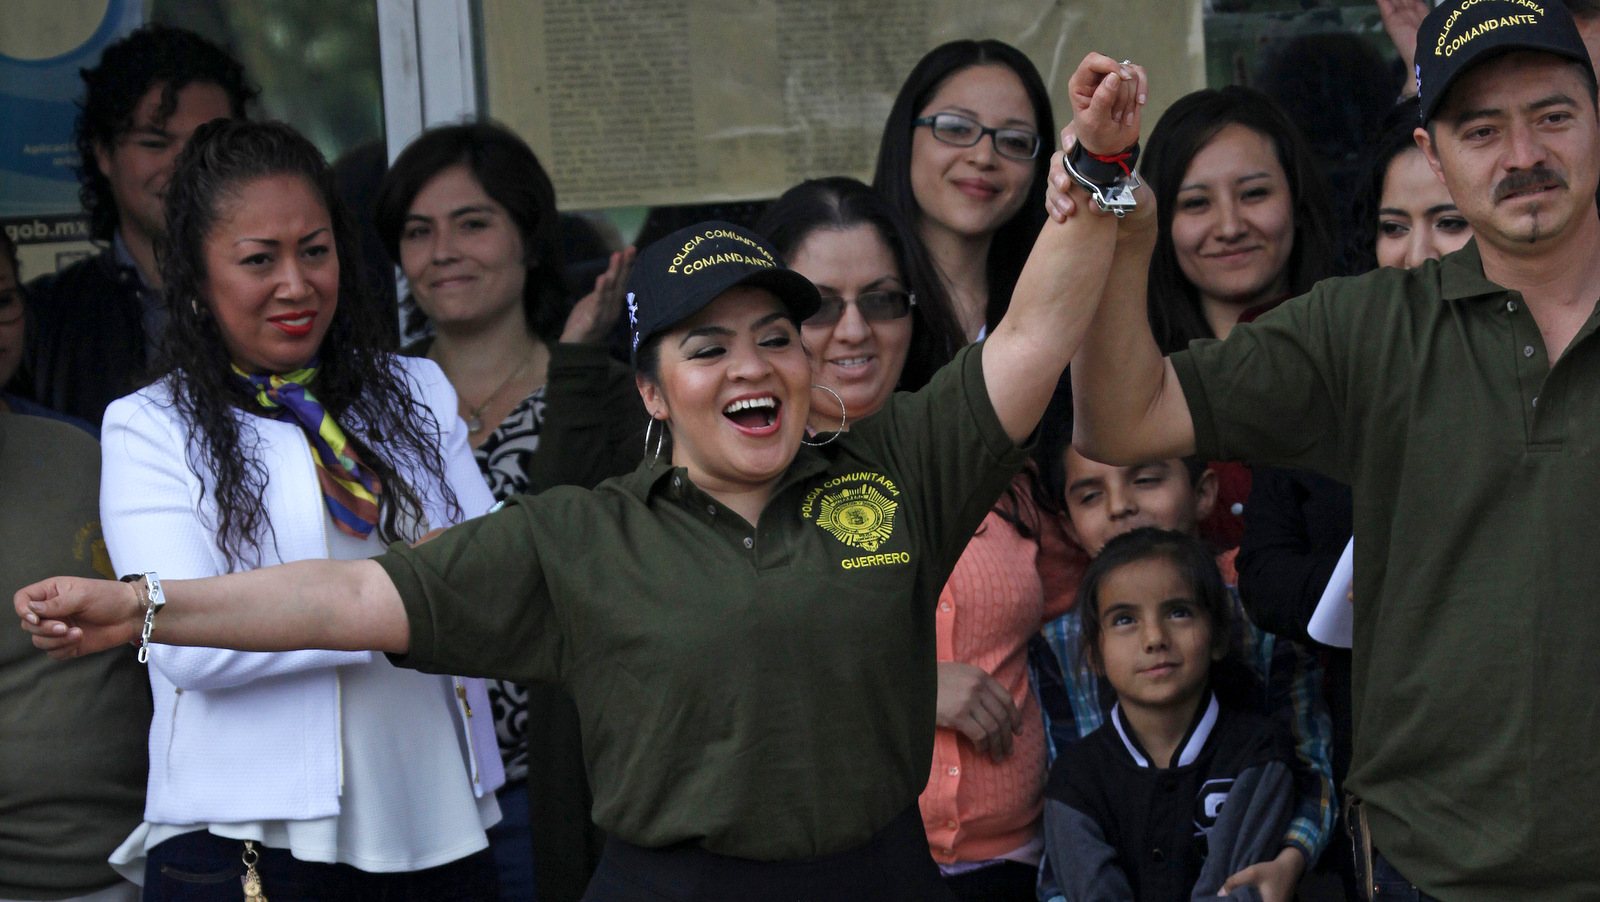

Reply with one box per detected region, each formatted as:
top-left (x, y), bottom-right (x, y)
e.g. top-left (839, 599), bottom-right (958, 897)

top-left (376, 0), bottom-right (479, 163)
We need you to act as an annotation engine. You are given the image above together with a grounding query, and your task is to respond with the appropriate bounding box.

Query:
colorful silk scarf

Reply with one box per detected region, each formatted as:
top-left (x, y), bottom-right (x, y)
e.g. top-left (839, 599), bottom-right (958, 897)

top-left (235, 364), bottom-right (383, 538)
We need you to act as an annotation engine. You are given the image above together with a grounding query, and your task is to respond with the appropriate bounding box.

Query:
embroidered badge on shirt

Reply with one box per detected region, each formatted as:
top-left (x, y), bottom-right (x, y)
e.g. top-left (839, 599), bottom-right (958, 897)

top-left (817, 485), bottom-right (896, 551)
top-left (802, 472), bottom-right (910, 569)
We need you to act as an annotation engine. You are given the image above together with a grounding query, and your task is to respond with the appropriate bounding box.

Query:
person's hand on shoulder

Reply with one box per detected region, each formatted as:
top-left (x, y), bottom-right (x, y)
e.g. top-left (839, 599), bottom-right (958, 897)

top-left (16, 576), bottom-right (143, 659)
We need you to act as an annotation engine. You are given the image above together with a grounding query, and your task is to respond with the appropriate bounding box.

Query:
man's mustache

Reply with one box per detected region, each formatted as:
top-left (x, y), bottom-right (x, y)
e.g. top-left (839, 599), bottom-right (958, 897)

top-left (1494, 168), bottom-right (1568, 203)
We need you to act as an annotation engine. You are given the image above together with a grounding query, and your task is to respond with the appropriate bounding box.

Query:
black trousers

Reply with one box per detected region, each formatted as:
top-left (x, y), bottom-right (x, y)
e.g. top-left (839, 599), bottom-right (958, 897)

top-left (142, 830), bottom-right (497, 901)
top-left (944, 860), bottom-right (1038, 902)
top-left (580, 806), bottom-right (958, 902)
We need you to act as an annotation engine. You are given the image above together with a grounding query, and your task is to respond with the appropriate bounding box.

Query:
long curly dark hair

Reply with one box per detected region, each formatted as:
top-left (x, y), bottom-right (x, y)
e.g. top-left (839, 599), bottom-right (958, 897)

top-left (75, 24), bottom-right (256, 243)
top-left (157, 119), bottom-right (457, 567)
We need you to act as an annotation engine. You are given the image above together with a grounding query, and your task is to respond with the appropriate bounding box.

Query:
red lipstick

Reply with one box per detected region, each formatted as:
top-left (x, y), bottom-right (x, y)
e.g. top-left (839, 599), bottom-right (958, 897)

top-left (267, 310), bottom-right (317, 338)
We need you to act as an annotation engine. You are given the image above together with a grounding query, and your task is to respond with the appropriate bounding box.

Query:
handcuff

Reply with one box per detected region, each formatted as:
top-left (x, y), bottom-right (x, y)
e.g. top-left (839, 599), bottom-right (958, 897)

top-left (120, 571), bottom-right (165, 663)
top-left (1062, 139), bottom-right (1141, 217)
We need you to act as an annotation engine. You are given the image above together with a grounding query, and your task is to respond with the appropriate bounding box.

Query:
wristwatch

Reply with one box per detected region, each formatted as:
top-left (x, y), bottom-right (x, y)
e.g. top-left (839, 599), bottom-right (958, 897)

top-left (120, 571), bottom-right (165, 663)
top-left (1063, 140), bottom-right (1141, 217)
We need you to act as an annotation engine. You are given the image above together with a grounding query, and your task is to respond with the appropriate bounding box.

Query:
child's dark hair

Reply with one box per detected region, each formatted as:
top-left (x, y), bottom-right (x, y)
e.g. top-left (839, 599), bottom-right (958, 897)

top-left (1076, 527), bottom-right (1232, 673)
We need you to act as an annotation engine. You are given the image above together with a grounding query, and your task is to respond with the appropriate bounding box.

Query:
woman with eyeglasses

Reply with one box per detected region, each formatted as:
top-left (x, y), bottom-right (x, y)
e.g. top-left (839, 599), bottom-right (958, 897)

top-left (874, 40), bottom-right (1055, 342)
top-left (759, 177), bottom-right (1080, 901)
top-left (755, 177), bottom-right (963, 424)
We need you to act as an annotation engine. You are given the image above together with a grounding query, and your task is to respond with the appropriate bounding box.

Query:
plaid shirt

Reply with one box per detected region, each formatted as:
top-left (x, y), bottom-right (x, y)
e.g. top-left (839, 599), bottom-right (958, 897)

top-left (1033, 584), bottom-right (1335, 864)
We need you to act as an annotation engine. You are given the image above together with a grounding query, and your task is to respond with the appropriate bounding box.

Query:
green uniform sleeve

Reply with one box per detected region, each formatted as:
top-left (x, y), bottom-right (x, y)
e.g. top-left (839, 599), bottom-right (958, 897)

top-left (853, 341), bottom-right (1030, 569)
top-left (523, 343), bottom-right (648, 493)
top-left (1170, 283), bottom-right (1355, 483)
top-left (378, 496), bottom-right (565, 686)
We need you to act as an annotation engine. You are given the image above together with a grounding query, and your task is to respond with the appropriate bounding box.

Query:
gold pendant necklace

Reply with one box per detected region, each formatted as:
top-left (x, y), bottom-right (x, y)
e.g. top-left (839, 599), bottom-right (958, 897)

top-left (463, 351), bottom-right (534, 434)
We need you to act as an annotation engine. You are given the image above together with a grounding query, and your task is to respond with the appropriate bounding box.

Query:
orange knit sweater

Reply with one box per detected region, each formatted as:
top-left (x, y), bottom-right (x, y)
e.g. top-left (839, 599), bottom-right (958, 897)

top-left (919, 476), bottom-right (1086, 864)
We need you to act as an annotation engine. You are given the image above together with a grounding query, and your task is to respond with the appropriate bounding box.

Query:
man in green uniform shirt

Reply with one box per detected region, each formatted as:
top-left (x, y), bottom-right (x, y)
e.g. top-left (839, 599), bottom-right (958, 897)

top-left (1060, 1), bottom-right (1600, 899)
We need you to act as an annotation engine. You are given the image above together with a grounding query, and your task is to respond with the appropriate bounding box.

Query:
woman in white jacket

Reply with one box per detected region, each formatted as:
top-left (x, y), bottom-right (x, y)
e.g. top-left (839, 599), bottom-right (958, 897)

top-left (101, 119), bottom-right (504, 900)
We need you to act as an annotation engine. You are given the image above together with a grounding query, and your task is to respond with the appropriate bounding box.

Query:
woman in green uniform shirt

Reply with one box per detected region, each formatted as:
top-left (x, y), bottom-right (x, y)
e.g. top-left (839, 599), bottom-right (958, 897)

top-left (19, 52), bottom-right (1148, 902)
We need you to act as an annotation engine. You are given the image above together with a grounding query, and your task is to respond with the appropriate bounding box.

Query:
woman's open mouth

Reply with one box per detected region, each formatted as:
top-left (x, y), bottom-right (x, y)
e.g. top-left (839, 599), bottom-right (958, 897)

top-left (723, 395), bottom-right (781, 435)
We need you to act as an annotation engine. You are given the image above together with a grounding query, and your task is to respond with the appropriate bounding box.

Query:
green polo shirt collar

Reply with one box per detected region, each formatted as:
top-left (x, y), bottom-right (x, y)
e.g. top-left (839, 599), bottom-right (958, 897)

top-left (623, 448), bottom-right (836, 508)
top-left (1438, 238), bottom-right (1504, 303)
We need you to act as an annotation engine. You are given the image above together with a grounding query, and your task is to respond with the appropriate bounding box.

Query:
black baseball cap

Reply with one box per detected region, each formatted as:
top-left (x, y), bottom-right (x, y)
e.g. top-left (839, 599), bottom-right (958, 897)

top-left (624, 221), bottom-right (821, 365)
top-left (1416, 0), bottom-right (1594, 124)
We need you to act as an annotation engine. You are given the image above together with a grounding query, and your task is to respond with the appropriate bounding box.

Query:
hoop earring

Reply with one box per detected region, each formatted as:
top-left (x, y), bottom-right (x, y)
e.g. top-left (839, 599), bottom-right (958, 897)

top-left (800, 384), bottom-right (847, 447)
top-left (644, 417), bottom-right (667, 466)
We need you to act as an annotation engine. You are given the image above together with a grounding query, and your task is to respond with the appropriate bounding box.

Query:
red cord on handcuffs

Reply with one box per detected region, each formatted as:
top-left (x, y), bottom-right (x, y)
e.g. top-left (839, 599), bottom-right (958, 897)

top-left (1086, 149), bottom-right (1136, 177)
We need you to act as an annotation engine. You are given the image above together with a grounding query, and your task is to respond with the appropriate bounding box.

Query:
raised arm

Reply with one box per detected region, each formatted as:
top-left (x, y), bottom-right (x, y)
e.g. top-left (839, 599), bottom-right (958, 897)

top-left (982, 53), bottom-right (1146, 444)
top-left (17, 557), bottom-right (408, 660)
top-left (1068, 184), bottom-right (1197, 464)
top-left (1042, 92), bottom-right (1198, 465)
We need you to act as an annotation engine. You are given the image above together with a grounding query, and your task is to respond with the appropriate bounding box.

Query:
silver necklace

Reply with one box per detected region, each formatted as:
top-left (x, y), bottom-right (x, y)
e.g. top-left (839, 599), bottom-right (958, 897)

top-left (462, 351), bottom-right (534, 433)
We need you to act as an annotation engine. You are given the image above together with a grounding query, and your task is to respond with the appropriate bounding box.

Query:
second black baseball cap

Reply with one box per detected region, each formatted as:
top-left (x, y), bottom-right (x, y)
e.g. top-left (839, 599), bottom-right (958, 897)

top-left (1415, 0), bottom-right (1594, 123)
top-left (624, 221), bottom-right (820, 365)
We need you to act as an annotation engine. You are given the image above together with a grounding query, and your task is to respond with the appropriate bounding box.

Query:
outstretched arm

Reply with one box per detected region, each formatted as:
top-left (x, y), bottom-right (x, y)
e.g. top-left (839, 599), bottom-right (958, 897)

top-left (983, 53), bottom-right (1146, 444)
top-left (17, 558), bottom-right (408, 660)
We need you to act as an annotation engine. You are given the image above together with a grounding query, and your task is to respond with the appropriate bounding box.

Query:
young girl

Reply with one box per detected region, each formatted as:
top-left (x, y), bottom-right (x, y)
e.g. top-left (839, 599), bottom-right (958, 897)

top-left (1041, 528), bottom-right (1294, 902)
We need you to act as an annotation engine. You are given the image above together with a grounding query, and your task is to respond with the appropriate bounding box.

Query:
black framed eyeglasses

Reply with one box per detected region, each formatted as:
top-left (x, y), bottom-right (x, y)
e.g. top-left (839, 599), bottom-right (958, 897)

top-left (803, 290), bottom-right (916, 327)
top-left (913, 113), bottom-right (1041, 161)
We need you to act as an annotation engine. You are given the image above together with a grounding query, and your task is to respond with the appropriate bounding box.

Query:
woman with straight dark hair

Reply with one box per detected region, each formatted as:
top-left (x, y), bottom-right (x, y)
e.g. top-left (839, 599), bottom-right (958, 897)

top-left (1137, 86), bottom-right (1338, 552)
top-left (874, 40), bottom-right (1055, 341)
top-left (1140, 86), bottom-right (1338, 356)
top-left (376, 120), bottom-right (644, 902)
top-left (100, 118), bottom-right (503, 901)
top-left (1343, 96), bottom-right (1471, 275)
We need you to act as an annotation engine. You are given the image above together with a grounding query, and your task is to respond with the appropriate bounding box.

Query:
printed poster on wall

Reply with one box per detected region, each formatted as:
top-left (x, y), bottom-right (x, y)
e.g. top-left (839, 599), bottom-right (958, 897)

top-left (1, 0), bottom-right (143, 272)
top-left (477, 0), bottom-right (1206, 210)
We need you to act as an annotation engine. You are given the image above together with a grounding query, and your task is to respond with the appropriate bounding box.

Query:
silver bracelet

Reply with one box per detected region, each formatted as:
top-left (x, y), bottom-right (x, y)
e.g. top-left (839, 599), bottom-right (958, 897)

top-left (120, 571), bottom-right (165, 663)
